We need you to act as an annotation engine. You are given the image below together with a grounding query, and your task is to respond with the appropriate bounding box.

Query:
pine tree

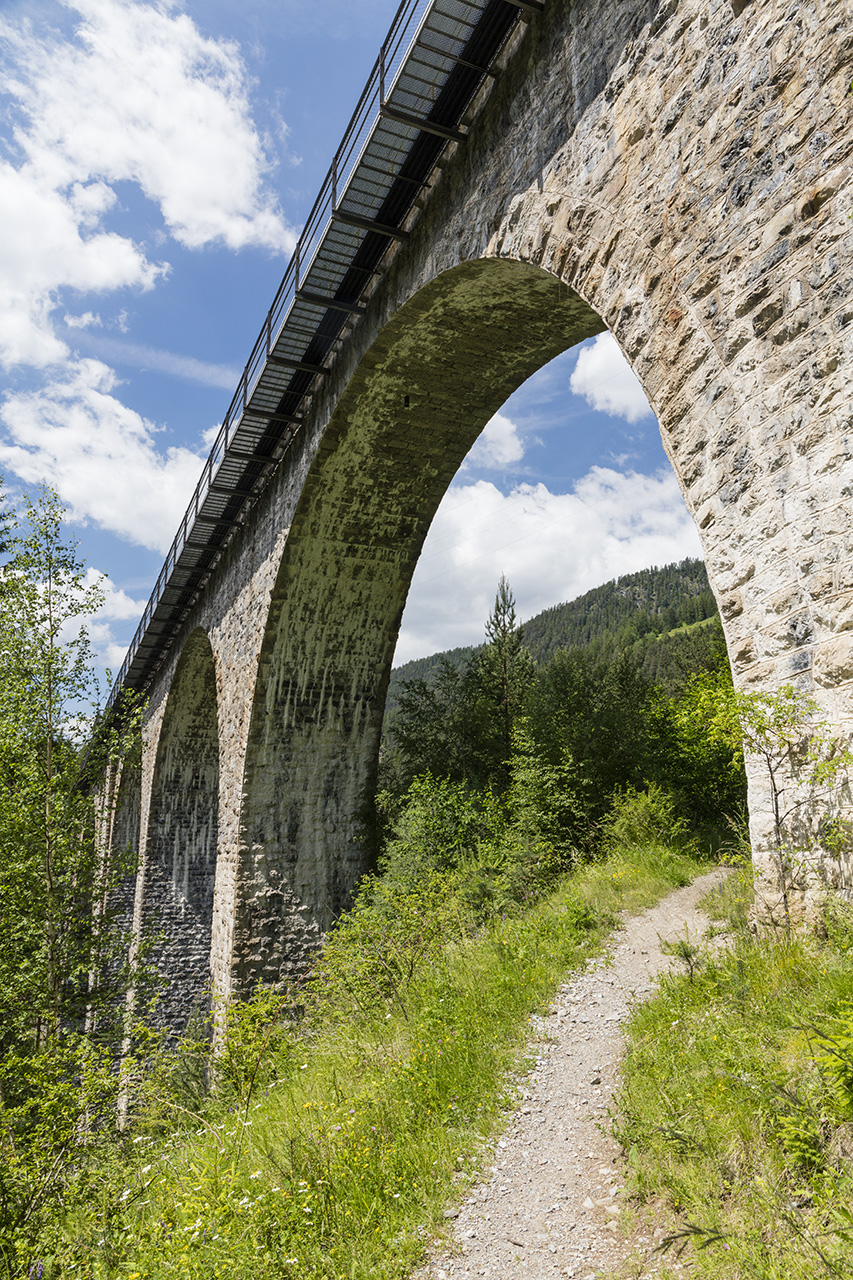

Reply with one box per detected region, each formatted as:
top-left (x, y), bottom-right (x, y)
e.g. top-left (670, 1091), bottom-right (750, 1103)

top-left (473, 576), bottom-right (536, 786)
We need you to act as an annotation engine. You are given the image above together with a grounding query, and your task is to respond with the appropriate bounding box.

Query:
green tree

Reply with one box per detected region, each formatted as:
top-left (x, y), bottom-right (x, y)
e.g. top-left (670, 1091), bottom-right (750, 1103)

top-left (468, 575), bottom-right (536, 788)
top-left (390, 657), bottom-right (482, 788)
top-left (0, 480), bottom-right (147, 1052)
top-left (389, 576), bottom-right (535, 793)
top-left (0, 485), bottom-right (109, 1046)
top-left (526, 646), bottom-right (667, 830)
top-left (0, 484), bottom-right (145, 1267)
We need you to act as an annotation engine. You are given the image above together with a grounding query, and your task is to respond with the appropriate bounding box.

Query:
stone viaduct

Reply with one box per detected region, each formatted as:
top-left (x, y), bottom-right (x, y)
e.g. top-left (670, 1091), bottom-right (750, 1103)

top-left (108, 0), bottom-right (853, 1031)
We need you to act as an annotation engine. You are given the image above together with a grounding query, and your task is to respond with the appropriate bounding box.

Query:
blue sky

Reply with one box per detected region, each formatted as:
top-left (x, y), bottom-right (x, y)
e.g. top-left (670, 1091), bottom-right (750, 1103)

top-left (0, 0), bottom-right (702, 681)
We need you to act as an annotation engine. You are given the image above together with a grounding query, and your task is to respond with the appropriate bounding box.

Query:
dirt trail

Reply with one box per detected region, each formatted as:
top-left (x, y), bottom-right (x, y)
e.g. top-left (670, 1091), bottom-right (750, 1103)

top-left (413, 869), bottom-right (728, 1280)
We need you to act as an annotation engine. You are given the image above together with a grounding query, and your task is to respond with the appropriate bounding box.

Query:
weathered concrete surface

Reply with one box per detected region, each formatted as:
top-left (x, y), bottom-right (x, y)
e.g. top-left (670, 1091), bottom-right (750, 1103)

top-left (123, 0), bottom-right (853, 1016)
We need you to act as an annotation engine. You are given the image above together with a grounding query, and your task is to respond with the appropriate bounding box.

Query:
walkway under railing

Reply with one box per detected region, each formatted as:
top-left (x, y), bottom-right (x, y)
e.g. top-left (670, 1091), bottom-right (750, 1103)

top-left (109, 0), bottom-right (543, 706)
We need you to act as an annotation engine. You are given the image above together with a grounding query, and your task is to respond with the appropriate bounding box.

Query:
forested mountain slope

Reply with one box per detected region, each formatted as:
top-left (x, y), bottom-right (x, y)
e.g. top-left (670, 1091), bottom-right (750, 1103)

top-left (521, 558), bottom-right (714, 662)
top-left (386, 558), bottom-right (719, 718)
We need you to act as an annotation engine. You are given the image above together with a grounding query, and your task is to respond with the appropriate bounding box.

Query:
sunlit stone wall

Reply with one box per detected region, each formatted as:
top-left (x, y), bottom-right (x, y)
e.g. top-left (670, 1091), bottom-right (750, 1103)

top-left (122, 0), bottom-right (853, 1023)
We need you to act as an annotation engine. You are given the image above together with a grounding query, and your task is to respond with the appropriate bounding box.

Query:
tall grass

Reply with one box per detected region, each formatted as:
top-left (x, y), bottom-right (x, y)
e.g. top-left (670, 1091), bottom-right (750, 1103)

top-left (22, 844), bottom-right (703, 1279)
top-left (616, 865), bottom-right (853, 1279)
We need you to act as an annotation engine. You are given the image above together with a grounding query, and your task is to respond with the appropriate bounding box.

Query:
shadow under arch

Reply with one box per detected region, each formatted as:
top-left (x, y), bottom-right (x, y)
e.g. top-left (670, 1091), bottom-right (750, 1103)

top-left (144, 627), bottom-right (220, 1033)
top-left (232, 256), bottom-right (622, 995)
top-left (107, 755), bottom-right (142, 937)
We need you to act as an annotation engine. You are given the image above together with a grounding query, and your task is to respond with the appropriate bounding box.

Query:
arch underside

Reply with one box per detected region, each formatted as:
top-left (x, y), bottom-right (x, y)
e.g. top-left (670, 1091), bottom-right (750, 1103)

top-left (234, 259), bottom-right (606, 993)
top-left (144, 630), bottom-right (220, 1033)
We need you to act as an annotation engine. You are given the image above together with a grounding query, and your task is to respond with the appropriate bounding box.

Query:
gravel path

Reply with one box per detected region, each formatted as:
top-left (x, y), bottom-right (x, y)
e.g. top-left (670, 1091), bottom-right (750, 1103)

top-left (413, 869), bottom-right (729, 1280)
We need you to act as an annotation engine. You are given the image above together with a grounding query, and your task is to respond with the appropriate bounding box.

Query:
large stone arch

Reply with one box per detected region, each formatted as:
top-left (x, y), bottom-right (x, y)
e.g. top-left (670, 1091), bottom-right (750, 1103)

top-left (106, 0), bottom-right (852, 1011)
top-left (232, 259), bottom-right (605, 992)
top-left (142, 629), bottom-right (220, 1032)
top-left (231, 116), bottom-right (853, 988)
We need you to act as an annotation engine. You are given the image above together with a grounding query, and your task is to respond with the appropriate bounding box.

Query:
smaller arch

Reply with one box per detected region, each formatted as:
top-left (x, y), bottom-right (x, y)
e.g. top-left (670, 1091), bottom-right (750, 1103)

top-left (106, 756), bottom-right (142, 940)
top-left (142, 629), bottom-right (220, 1034)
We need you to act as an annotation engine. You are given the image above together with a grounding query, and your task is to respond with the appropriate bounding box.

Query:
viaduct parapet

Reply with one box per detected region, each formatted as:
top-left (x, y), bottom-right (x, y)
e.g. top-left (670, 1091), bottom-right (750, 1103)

top-left (109, 0), bottom-right (853, 1032)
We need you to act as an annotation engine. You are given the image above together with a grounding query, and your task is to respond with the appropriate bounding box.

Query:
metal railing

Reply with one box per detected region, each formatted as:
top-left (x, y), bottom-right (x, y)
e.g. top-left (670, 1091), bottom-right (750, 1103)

top-left (110, 0), bottom-right (537, 705)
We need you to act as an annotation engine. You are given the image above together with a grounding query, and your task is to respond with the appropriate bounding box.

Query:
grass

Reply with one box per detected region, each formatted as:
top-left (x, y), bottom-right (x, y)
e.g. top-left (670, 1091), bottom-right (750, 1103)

top-left (24, 842), bottom-right (704, 1279)
top-left (615, 862), bottom-right (853, 1279)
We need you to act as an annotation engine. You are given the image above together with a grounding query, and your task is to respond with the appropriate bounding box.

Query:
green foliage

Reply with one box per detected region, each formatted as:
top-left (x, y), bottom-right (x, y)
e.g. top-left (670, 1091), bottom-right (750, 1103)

top-left (7, 843), bottom-right (702, 1279)
top-left (473, 575), bottom-right (536, 787)
top-left (0, 549), bottom-right (708, 1279)
top-left (501, 556), bottom-right (716, 666)
top-left (526, 646), bottom-right (676, 838)
top-left (385, 558), bottom-right (720, 715)
top-left (503, 721), bottom-right (589, 858)
top-left (601, 782), bottom-right (693, 853)
top-left (376, 738), bottom-right (591, 930)
top-left (383, 567), bottom-right (743, 848)
top-left (679, 672), bottom-right (853, 930)
top-left (387, 577), bottom-right (535, 793)
top-left (386, 659), bottom-right (482, 789)
top-left (0, 486), bottom-right (146, 1051)
top-left (0, 483), bottom-right (147, 1275)
top-left (617, 876), bottom-right (853, 1278)
top-left (311, 869), bottom-right (467, 1023)
top-left (379, 774), bottom-right (500, 881)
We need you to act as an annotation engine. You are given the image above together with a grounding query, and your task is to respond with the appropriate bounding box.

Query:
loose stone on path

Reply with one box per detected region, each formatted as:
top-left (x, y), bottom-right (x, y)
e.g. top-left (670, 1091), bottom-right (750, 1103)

top-left (411, 870), bottom-right (727, 1280)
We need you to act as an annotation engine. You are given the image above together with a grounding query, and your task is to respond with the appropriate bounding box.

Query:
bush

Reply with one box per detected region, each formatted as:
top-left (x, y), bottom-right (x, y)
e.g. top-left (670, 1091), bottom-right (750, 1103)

top-left (601, 782), bottom-right (694, 854)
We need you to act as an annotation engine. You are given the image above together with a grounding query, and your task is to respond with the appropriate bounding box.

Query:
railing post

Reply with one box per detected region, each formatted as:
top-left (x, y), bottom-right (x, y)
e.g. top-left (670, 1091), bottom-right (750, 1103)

top-left (332, 155), bottom-right (337, 212)
top-left (379, 43), bottom-right (385, 105)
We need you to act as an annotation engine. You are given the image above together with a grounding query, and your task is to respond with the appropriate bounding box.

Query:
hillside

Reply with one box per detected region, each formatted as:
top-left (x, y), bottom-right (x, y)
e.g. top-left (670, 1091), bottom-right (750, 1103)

top-left (520, 558), bottom-right (715, 663)
top-left (386, 558), bottom-right (720, 718)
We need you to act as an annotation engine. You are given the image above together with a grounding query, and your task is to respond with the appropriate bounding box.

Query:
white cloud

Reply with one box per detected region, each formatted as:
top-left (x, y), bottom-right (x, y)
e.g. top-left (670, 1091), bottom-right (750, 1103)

top-left (0, 156), bottom-right (164, 368)
top-left (75, 334), bottom-right (240, 388)
top-left (0, 359), bottom-right (206, 553)
top-left (569, 332), bottom-right (653, 424)
top-left (0, 0), bottom-right (295, 370)
top-left (463, 412), bottom-right (525, 470)
top-left (4, 0), bottom-right (294, 251)
top-left (63, 310), bottom-right (102, 330)
top-left (394, 466), bottom-right (701, 664)
top-left (59, 566), bottom-right (148, 673)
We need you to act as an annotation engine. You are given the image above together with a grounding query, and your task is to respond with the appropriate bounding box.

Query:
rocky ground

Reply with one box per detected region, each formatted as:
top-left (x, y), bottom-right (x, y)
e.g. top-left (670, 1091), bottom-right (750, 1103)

top-left (412, 869), bottom-right (729, 1280)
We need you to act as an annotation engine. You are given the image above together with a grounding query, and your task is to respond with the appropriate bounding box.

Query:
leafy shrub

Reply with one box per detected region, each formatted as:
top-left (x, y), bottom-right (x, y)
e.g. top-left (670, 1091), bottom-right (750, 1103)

top-left (379, 773), bottom-right (500, 883)
top-left (602, 781), bottom-right (693, 853)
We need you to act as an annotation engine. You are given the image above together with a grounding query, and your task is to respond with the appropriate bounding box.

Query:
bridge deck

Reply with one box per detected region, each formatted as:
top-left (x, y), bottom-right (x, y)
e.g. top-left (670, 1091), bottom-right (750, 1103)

top-left (110, 0), bottom-right (539, 705)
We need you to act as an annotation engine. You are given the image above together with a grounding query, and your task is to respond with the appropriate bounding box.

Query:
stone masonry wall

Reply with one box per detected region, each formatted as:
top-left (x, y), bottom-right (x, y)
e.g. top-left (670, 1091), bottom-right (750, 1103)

top-left (125, 0), bottom-right (853, 1023)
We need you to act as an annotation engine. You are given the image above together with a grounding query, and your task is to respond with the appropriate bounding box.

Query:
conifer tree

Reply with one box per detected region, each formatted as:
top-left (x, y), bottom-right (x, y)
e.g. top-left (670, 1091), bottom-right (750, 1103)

top-left (472, 575), bottom-right (535, 786)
